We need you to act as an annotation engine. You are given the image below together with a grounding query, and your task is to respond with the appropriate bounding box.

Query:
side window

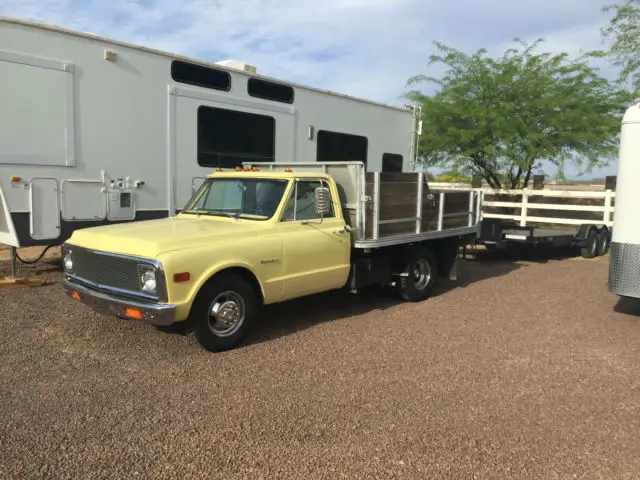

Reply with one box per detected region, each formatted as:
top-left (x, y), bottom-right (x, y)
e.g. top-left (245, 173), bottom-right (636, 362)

top-left (382, 153), bottom-right (403, 172)
top-left (281, 179), bottom-right (334, 222)
top-left (197, 105), bottom-right (275, 168)
top-left (316, 129), bottom-right (368, 166)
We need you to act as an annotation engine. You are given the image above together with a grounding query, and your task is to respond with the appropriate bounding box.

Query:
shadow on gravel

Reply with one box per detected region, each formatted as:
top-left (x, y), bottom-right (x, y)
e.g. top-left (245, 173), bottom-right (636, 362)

top-left (1, 242), bottom-right (589, 349)
top-left (158, 245), bottom-right (592, 348)
top-left (614, 296), bottom-right (640, 317)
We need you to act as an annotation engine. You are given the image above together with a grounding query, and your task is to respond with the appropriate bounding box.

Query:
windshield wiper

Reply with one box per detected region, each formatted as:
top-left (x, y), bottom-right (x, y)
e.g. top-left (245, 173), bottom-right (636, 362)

top-left (181, 209), bottom-right (240, 220)
top-left (208, 210), bottom-right (239, 221)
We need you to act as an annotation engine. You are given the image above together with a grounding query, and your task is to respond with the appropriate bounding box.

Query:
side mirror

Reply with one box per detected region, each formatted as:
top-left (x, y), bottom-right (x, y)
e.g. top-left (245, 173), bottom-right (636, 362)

top-left (315, 187), bottom-right (331, 216)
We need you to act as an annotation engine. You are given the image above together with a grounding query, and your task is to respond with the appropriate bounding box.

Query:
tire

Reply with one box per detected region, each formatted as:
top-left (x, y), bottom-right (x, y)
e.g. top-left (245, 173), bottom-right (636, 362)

top-left (580, 228), bottom-right (598, 259)
top-left (597, 228), bottom-right (610, 256)
top-left (190, 272), bottom-right (260, 352)
top-left (396, 246), bottom-right (438, 302)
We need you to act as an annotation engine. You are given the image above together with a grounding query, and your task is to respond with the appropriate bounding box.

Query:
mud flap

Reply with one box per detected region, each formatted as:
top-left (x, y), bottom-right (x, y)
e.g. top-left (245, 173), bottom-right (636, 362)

top-left (448, 255), bottom-right (458, 281)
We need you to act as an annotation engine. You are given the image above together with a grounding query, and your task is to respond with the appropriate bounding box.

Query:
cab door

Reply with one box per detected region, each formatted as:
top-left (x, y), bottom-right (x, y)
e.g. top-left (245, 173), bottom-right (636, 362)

top-left (278, 178), bottom-right (351, 301)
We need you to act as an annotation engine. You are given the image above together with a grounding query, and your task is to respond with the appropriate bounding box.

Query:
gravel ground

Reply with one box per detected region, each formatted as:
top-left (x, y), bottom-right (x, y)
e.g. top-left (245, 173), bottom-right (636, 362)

top-left (1, 246), bottom-right (640, 479)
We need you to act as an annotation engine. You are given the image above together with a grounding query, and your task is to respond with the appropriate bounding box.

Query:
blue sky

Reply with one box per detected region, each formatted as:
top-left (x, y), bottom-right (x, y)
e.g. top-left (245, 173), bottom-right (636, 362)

top-left (1, 0), bottom-right (627, 180)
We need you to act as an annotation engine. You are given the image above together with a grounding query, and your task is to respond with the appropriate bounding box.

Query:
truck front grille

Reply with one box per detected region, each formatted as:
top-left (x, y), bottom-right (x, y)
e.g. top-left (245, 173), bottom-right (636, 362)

top-left (63, 245), bottom-right (162, 299)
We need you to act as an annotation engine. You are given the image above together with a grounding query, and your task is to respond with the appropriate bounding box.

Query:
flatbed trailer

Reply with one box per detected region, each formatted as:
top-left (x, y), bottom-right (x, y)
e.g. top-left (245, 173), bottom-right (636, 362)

top-left (477, 218), bottom-right (611, 259)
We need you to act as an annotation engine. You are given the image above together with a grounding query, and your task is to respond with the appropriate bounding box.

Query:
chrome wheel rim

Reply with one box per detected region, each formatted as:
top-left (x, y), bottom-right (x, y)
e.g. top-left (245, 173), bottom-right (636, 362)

top-left (208, 291), bottom-right (245, 337)
top-left (412, 259), bottom-right (431, 290)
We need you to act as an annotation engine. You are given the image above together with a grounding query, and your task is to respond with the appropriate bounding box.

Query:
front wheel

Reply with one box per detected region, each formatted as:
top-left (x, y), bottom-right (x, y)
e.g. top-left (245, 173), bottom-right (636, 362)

top-left (191, 272), bottom-right (260, 352)
top-left (396, 247), bottom-right (438, 302)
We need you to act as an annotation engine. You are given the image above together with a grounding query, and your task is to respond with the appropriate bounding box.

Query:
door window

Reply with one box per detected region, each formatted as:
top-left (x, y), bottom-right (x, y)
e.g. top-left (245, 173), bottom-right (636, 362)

top-left (281, 179), bottom-right (334, 222)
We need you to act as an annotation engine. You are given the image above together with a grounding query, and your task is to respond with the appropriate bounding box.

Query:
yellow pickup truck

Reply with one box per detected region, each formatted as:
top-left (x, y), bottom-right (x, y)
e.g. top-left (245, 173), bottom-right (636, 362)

top-left (62, 162), bottom-right (480, 352)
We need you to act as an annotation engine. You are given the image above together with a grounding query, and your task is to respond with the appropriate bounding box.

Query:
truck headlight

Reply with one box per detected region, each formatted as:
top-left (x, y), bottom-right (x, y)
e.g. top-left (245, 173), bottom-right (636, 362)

top-left (140, 268), bottom-right (157, 293)
top-left (63, 250), bottom-right (73, 272)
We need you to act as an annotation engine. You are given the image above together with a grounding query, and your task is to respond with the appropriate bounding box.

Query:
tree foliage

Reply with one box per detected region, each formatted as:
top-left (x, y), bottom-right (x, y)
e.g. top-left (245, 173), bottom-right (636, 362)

top-left (601, 0), bottom-right (640, 92)
top-left (405, 39), bottom-right (632, 189)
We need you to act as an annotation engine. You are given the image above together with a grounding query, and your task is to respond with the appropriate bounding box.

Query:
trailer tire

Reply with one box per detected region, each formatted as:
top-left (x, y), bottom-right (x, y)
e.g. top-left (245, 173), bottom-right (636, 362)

top-left (580, 228), bottom-right (598, 259)
top-left (191, 272), bottom-right (260, 352)
top-left (597, 227), bottom-right (610, 256)
top-left (395, 246), bottom-right (438, 302)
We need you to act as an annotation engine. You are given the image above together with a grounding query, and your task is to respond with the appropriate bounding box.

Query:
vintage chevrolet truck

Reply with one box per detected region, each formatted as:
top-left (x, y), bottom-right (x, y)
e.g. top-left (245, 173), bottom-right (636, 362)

top-left (62, 162), bottom-right (481, 352)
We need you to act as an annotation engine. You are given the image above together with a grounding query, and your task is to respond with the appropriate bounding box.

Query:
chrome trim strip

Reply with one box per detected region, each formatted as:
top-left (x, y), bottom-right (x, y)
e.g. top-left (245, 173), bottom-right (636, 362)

top-left (63, 277), bottom-right (175, 326)
top-left (353, 225), bottom-right (479, 249)
top-left (65, 273), bottom-right (160, 302)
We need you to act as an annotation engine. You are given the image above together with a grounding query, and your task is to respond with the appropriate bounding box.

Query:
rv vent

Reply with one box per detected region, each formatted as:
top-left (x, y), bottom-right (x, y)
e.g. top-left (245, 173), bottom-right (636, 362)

top-left (215, 60), bottom-right (258, 74)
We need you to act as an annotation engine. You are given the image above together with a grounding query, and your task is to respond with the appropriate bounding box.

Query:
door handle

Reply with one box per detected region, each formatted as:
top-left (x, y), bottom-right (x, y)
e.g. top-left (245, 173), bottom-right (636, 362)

top-left (332, 225), bottom-right (352, 234)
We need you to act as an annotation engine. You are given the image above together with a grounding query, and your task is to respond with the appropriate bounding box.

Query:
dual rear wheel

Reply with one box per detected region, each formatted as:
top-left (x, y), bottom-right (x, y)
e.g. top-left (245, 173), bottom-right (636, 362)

top-left (581, 226), bottom-right (610, 259)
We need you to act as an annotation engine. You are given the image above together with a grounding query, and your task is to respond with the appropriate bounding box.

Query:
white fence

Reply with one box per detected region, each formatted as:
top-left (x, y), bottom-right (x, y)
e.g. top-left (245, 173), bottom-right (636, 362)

top-left (429, 184), bottom-right (616, 229)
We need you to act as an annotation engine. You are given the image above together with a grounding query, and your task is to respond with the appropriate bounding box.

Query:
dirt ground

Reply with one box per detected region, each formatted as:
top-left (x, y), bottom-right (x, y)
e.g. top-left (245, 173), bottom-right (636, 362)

top-left (1, 246), bottom-right (639, 479)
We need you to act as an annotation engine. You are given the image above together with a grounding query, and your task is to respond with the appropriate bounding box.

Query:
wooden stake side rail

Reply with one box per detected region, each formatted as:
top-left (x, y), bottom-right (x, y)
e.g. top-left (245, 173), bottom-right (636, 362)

top-left (362, 171), bottom-right (480, 245)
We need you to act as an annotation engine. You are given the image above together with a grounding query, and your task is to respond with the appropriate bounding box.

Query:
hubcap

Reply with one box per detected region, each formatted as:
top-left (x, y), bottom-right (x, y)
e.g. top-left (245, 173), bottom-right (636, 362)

top-left (412, 259), bottom-right (431, 290)
top-left (208, 291), bottom-right (245, 337)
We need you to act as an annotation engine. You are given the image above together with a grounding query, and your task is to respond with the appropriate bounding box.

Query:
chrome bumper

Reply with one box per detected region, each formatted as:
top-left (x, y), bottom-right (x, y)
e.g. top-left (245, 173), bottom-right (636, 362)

top-left (63, 277), bottom-right (176, 326)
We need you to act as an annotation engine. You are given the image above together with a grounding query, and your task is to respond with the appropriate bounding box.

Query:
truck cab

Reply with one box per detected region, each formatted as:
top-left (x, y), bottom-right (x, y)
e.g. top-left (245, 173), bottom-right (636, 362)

top-left (62, 167), bottom-right (352, 351)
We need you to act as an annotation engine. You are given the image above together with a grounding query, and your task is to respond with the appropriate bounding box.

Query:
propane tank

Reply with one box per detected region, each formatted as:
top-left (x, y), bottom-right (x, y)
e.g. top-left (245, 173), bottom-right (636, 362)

top-left (609, 103), bottom-right (640, 298)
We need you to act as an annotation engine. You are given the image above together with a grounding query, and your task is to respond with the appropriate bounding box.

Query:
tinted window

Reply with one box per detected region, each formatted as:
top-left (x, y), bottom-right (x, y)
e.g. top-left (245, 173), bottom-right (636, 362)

top-left (248, 78), bottom-right (294, 104)
top-left (171, 60), bottom-right (231, 92)
top-left (316, 130), bottom-right (368, 164)
top-left (382, 153), bottom-right (403, 172)
top-left (197, 106), bottom-right (275, 168)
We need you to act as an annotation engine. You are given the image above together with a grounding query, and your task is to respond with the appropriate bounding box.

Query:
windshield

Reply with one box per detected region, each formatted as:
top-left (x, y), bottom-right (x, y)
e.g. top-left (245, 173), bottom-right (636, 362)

top-left (181, 177), bottom-right (289, 220)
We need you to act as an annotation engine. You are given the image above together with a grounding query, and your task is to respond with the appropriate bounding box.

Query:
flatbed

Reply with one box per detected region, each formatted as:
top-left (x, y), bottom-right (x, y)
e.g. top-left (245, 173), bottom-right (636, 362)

top-left (477, 218), bottom-right (611, 258)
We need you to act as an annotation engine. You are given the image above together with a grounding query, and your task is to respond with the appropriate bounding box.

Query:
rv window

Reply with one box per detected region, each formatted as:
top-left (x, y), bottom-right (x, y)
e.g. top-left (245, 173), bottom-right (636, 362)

top-left (247, 78), bottom-right (294, 104)
top-left (382, 153), bottom-right (403, 172)
top-left (197, 106), bottom-right (275, 168)
top-left (171, 60), bottom-right (231, 92)
top-left (316, 130), bottom-right (368, 164)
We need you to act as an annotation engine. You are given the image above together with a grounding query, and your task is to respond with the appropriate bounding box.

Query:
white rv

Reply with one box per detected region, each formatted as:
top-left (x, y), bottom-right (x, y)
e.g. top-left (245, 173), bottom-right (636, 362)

top-left (609, 103), bottom-right (640, 299)
top-left (0, 17), bottom-right (419, 249)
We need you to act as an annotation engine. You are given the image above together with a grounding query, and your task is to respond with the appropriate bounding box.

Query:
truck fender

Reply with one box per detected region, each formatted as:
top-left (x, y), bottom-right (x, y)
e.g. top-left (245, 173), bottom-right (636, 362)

top-left (189, 263), bottom-right (266, 311)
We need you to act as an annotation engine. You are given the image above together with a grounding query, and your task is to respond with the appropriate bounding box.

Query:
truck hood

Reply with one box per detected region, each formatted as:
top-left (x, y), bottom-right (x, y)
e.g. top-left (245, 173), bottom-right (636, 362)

top-left (65, 215), bottom-right (267, 258)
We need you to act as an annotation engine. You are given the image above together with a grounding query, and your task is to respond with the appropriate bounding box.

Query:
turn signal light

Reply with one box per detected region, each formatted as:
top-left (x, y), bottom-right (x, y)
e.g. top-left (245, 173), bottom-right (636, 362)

top-left (284, 168), bottom-right (293, 172)
top-left (235, 166), bottom-right (243, 171)
top-left (173, 272), bottom-right (191, 283)
top-left (10, 176), bottom-right (21, 182)
top-left (124, 307), bottom-right (142, 319)
top-left (243, 166), bottom-right (251, 171)
top-left (251, 166), bottom-right (260, 171)
top-left (71, 290), bottom-right (80, 300)
top-left (216, 167), bottom-right (223, 172)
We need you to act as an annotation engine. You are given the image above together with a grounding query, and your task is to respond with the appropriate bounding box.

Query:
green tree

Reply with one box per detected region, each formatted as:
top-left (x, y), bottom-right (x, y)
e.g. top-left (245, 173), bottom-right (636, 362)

top-left (405, 39), bottom-right (632, 189)
top-left (601, 0), bottom-right (640, 92)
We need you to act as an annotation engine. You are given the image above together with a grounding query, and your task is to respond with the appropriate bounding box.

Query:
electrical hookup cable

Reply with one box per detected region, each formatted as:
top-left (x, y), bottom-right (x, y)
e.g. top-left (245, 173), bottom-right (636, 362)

top-left (14, 245), bottom-right (55, 264)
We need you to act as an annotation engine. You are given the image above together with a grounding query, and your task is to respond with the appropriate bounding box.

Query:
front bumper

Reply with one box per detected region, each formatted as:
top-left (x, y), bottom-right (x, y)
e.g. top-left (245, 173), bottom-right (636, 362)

top-left (63, 277), bottom-right (176, 326)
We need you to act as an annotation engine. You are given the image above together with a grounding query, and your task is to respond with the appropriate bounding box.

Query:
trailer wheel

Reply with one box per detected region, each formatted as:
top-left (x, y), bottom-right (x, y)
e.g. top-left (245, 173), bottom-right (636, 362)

top-left (191, 272), bottom-right (260, 352)
top-left (580, 228), bottom-right (598, 259)
top-left (395, 247), bottom-right (438, 302)
top-left (597, 227), bottom-right (610, 256)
